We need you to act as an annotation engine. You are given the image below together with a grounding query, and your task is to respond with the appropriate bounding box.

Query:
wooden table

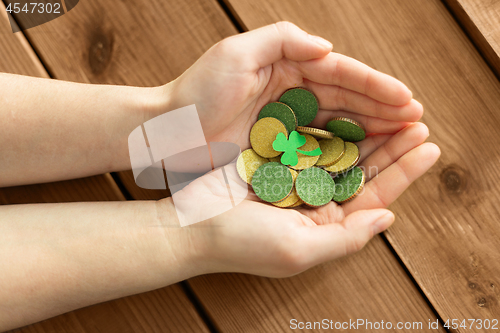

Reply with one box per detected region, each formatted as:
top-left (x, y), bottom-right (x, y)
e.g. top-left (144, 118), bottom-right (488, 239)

top-left (2, 0), bottom-right (499, 332)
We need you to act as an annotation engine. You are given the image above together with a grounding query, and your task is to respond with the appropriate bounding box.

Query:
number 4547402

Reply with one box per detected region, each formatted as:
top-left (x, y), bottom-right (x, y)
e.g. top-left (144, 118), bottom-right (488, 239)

top-left (5, 2), bottom-right (61, 14)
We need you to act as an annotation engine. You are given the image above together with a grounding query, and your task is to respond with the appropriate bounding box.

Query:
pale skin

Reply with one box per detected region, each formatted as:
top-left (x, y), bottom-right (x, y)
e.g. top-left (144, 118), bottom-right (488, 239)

top-left (0, 22), bottom-right (440, 330)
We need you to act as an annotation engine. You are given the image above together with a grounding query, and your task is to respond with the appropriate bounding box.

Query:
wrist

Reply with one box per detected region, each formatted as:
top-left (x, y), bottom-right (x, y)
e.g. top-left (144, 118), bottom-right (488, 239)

top-left (111, 82), bottom-right (176, 172)
top-left (139, 81), bottom-right (177, 123)
top-left (153, 198), bottom-right (211, 281)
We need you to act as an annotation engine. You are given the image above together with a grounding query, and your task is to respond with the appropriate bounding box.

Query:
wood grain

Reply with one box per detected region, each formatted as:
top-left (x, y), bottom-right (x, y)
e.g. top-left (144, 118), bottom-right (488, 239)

top-left (0, 3), bottom-right (123, 204)
top-left (17, 0), bottom-right (239, 200)
top-left (10, 287), bottom-right (208, 333)
top-left (0, 3), bottom-right (209, 332)
top-left (224, 0), bottom-right (500, 330)
top-left (443, 0), bottom-right (500, 77)
top-left (0, 12), bottom-right (47, 77)
top-left (13, 0), bottom-right (446, 330)
top-left (190, 238), bottom-right (446, 332)
top-left (0, 174), bottom-right (125, 204)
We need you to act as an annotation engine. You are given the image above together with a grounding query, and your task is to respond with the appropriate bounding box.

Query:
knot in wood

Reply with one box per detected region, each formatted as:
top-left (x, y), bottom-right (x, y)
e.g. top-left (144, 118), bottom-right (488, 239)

top-left (89, 30), bottom-right (113, 74)
top-left (478, 297), bottom-right (486, 307)
top-left (440, 165), bottom-right (467, 193)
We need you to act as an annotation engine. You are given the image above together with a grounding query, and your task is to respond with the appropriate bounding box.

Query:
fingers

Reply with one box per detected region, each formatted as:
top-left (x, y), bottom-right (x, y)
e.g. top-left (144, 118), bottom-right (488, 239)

top-left (296, 209), bottom-right (394, 265)
top-left (357, 134), bottom-right (393, 163)
top-left (310, 110), bottom-right (412, 134)
top-left (304, 80), bottom-right (423, 122)
top-left (299, 53), bottom-right (412, 105)
top-left (342, 142), bottom-right (441, 216)
top-left (359, 122), bottom-right (429, 181)
top-left (216, 22), bottom-right (332, 71)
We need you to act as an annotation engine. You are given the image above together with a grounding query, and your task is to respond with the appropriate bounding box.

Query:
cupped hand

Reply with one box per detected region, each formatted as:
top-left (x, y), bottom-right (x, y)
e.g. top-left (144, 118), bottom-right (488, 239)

top-left (170, 21), bottom-right (421, 147)
top-left (161, 22), bottom-right (440, 278)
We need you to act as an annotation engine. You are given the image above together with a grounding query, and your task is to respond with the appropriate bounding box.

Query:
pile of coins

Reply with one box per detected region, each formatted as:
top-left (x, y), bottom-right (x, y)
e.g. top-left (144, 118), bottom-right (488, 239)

top-left (236, 87), bottom-right (366, 208)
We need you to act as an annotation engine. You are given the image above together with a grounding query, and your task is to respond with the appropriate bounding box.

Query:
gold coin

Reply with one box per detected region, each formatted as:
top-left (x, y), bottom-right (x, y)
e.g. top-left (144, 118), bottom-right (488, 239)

top-left (290, 198), bottom-right (304, 207)
top-left (289, 168), bottom-right (299, 182)
top-left (236, 149), bottom-right (269, 184)
top-left (290, 134), bottom-right (320, 170)
top-left (268, 155), bottom-right (282, 163)
top-left (272, 168), bottom-right (300, 207)
top-left (273, 187), bottom-right (300, 207)
top-left (324, 142), bottom-right (360, 174)
top-left (296, 126), bottom-right (334, 139)
top-left (250, 117), bottom-right (288, 158)
top-left (316, 137), bottom-right (345, 167)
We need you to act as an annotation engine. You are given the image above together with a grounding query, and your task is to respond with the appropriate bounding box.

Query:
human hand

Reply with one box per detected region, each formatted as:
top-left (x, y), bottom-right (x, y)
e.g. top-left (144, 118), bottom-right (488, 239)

top-left (158, 22), bottom-right (440, 278)
top-left (168, 21), bottom-right (422, 147)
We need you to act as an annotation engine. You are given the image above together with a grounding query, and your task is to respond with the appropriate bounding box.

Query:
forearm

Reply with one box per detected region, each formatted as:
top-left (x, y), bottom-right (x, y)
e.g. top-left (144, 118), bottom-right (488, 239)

top-left (0, 198), bottom-right (200, 331)
top-left (0, 73), bottom-right (171, 187)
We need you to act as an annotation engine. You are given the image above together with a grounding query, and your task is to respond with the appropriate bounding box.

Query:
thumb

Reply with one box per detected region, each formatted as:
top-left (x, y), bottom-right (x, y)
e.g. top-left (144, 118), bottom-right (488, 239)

top-left (217, 21), bottom-right (332, 70)
top-left (302, 209), bottom-right (395, 265)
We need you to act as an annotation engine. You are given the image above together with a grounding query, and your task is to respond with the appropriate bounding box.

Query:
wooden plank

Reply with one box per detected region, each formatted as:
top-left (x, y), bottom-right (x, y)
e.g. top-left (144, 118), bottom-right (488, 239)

top-left (116, 168), bottom-right (170, 201)
top-left (0, 4), bottom-right (209, 332)
top-left (20, 0), bottom-right (236, 85)
top-left (0, 17), bottom-right (47, 77)
top-left (0, 3), bottom-right (123, 203)
top-left (16, 0), bottom-right (445, 330)
top-left (0, 174), bottom-right (125, 204)
top-left (224, 0), bottom-right (500, 329)
top-left (19, 0), bottom-right (239, 200)
top-left (190, 238), bottom-right (446, 332)
top-left (10, 287), bottom-right (208, 333)
top-left (443, 0), bottom-right (500, 77)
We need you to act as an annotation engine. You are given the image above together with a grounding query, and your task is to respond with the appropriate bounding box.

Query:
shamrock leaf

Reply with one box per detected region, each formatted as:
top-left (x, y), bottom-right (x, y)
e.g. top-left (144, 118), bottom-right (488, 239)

top-left (281, 149), bottom-right (299, 166)
top-left (272, 131), bottom-right (322, 166)
top-left (271, 132), bottom-right (291, 152)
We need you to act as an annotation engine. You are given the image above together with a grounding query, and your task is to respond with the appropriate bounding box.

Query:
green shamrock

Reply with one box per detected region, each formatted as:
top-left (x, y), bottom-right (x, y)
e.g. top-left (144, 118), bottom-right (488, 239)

top-left (272, 131), bottom-right (322, 166)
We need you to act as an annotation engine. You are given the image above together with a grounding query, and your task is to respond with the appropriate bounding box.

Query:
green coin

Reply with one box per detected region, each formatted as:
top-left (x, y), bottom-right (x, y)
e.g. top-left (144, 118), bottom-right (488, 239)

top-left (258, 102), bottom-right (297, 134)
top-left (251, 162), bottom-right (294, 203)
top-left (326, 117), bottom-right (366, 142)
top-left (332, 166), bottom-right (365, 203)
top-left (279, 88), bottom-right (319, 126)
top-left (295, 167), bottom-right (335, 207)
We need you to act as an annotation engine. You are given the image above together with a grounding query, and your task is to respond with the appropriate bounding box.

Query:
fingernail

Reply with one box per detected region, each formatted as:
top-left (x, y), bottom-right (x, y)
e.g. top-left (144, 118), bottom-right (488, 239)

top-left (308, 35), bottom-right (333, 49)
top-left (372, 212), bottom-right (394, 235)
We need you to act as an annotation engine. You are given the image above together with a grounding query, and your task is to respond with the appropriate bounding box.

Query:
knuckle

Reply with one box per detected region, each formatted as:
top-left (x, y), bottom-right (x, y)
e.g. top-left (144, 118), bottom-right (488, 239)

top-left (330, 56), bottom-right (342, 87)
top-left (332, 85), bottom-right (347, 109)
top-left (211, 36), bottom-right (247, 68)
top-left (373, 96), bottom-right (384, 118)
top-left (274, 21), bottom-right (295, 33)
top-left (345, 234), bottom-right (370, 255)
top-left (364, 71), bottom-right (373, 96)
top-left (338, 87), bottom-right (348, 109)
top-left (213, 36), bottom-right (237, 55)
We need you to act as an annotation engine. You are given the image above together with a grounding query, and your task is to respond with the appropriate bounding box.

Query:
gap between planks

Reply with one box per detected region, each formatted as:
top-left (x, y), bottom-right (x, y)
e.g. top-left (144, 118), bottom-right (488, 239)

top-left (215, 0), bottom-right (447, 326)
top-left (0, 3), bottom-right (213, 331)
